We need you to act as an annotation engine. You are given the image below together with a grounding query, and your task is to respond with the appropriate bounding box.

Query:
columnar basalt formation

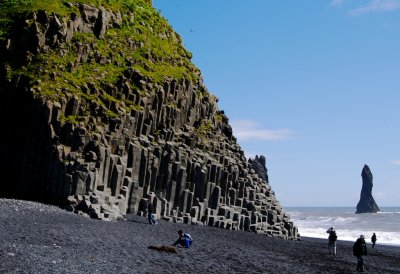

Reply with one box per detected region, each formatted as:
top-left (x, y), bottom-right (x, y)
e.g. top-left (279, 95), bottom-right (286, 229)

top-left (0, 1), bottom-right (298, 239)
top-left (356, 165), bottom-right (380, 214)
top-left (249, 155), bottom-right (269, 182)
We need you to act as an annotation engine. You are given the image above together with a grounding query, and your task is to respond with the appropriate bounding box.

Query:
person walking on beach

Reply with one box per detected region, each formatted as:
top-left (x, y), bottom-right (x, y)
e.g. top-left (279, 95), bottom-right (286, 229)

top-left (147, 199), bottom-right (158, 225)
top-left (173, 230), bottom-right (192, 248)
top-left (371, 233), bottom-right (377, 248)
top-left (353, 235), bottom-right (368, 272)
top-left (326, 226), bottom-right (337, 256)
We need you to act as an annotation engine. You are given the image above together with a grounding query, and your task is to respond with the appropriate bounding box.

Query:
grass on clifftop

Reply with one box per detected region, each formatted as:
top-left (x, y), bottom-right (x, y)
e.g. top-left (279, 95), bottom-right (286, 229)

top-left (2, 0), bottom-right (202, 119)
top-left (0, 1), bottom-right (73, 38)
top-left (2, 0), bottom-right (198, 83)
top-left (0, 0), bottom-right (150, 40)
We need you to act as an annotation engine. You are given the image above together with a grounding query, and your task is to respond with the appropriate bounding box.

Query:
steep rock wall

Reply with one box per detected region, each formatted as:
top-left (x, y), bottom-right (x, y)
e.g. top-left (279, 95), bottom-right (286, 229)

top-left (0, 1), bottom-right (298, 239)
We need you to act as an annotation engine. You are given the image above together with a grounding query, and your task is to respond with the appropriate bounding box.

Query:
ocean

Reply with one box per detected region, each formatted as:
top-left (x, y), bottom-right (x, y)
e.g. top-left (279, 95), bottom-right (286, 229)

top-left (286, 207), bottom-right (400, 246)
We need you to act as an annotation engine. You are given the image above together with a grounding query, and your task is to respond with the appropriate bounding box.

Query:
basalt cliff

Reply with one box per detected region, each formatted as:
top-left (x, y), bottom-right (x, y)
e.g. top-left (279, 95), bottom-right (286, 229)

top-left (0, 0), bottom-right (298, 239)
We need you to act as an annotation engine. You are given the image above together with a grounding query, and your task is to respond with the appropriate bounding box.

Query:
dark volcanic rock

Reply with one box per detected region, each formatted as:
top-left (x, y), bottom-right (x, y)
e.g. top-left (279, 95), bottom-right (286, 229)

top-left (356, 164), bottom-right (380, 214)
top-left (249, 155), bottom-right (268, 182)
top-left (0, 2), bottom-right (298, 240)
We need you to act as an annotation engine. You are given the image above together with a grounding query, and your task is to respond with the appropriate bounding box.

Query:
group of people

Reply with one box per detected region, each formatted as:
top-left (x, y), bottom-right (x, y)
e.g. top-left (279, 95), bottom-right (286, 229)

top-left (326, 226), bottom-right (377, 272)
top-left (147, 199), bottom-right (193, 248)
top-left (148, 199), bottom-right (379, 269)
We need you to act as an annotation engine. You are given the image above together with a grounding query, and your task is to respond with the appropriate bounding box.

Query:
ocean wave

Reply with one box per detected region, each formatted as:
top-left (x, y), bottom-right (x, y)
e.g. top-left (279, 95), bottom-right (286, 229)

top-left (377, 211), bottom-right (400, 215)
top-left (297, 227), bottom-right (400, 246)
top-left (287, 207), bottom-right (400, 246)
top-left (293, 216), bottom-right (357, 227)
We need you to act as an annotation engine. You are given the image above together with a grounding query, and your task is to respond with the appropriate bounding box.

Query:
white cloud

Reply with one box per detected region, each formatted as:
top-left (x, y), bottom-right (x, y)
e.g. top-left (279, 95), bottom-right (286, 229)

top-left (390, 160), bottom-right (400, 165)
top-left (349, 0), bottom-right (400, 16)
top-left (243, 151), bottom-right (256, 159)
top-left (375, 192), bottom-right (388, 199)
top-left (331, 0), bottom-right (346, 6)
top-left (231, 120), bottom-right (293, 141)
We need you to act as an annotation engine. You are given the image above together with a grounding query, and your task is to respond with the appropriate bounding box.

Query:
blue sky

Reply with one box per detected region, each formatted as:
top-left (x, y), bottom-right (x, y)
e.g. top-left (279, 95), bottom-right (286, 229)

top-left (153, 0), bottom-right (400, 207)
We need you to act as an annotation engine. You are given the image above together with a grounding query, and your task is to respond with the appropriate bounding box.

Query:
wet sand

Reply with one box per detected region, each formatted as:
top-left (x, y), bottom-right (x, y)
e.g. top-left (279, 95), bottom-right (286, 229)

top-left (1, 199), bottom-right (399, 273)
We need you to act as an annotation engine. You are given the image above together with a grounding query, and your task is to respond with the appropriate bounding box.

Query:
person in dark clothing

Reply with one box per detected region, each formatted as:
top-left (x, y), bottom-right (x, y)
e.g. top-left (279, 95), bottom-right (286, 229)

top-left (353, 235), bottom-right (368, 272)
top-left (173, 230), bottom-right (192, 248)
top-left (326, 226), bottom-right (337, 255)
top-left (371, 233), bottom-right (377, 248)
top-left (147, 199), bottom-right (158, 225)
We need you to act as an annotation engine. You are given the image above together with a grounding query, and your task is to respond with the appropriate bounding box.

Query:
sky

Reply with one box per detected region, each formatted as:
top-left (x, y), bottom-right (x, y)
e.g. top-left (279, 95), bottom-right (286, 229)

top-left (152, 0), bottom-right (400, 207)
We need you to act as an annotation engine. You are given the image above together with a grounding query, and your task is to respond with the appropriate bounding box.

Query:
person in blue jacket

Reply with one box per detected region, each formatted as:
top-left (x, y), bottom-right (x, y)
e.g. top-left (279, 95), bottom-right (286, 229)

top-left (173, 230), bottom-right (193, 248)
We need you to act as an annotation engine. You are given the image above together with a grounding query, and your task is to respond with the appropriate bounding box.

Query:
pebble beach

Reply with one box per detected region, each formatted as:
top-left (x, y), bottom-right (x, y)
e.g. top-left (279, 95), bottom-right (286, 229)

top-left (1, 199), bottom-right (399, 274)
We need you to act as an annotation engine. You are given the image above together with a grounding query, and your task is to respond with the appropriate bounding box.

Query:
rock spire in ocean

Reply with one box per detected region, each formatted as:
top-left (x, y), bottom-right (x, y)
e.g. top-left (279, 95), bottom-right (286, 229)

top-left (356, 164), bottom-right (380, 214)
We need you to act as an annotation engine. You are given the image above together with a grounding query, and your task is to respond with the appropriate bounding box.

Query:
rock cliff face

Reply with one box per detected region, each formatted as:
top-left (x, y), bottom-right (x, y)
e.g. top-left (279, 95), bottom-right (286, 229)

top-left (249, 155), bottom-right (269, 182)
top-left (356, 165), bottom-right (380, 214)
top-left (0, 1), bottom-right (298, 239)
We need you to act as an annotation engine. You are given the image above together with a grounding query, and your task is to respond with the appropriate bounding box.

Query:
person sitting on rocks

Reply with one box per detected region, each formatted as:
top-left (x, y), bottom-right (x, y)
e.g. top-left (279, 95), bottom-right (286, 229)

top-left (173, 230), bottom-right (192, 248)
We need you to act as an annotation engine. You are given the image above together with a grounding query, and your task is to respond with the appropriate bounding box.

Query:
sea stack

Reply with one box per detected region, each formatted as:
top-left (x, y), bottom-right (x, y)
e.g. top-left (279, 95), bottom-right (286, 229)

top-left (356, 165), bottom-right (380, 214)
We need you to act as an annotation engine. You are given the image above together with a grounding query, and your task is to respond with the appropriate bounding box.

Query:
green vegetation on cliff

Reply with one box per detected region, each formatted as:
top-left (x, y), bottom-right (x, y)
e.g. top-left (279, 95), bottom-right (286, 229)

top-left (1, 0), bottom-right (201, 119)
top-left (1, 0), bottom-right (150, 33)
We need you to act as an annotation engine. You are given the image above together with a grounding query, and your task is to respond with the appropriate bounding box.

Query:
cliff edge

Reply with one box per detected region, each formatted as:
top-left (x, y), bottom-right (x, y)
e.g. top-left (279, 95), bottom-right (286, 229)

top-left (0, 0), bottom-right (298, 239)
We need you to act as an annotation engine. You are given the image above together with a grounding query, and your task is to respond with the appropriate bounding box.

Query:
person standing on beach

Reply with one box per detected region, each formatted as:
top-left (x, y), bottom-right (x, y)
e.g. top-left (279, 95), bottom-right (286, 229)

top-left (326, 226), bottom-right (337, 256)
top-left (371, 233), bottom-right (377, 248)
top-left (147, 199), bottom-right (158, 225)
top-left (353, 235), bottom-right (368, 272)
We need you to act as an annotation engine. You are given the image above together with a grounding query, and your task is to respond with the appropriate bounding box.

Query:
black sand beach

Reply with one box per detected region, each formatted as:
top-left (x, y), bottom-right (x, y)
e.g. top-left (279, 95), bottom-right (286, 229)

top-left (1, 199), bottom-right (399, 274)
